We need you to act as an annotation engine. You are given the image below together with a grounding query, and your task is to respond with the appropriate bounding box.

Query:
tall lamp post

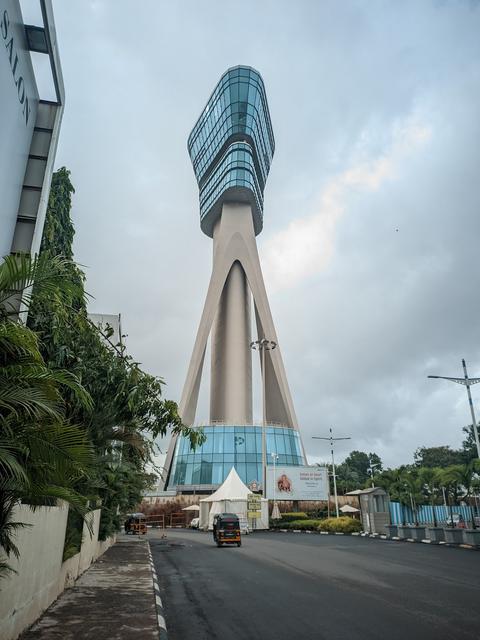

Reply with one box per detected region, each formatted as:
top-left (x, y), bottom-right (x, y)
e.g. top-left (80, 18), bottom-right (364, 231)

top-left (428, 359), bottom-right (480, 459)
top-left (312, 428), bottom-right (351, 518)
top-left (271, 452), bottom-right (281, 520)
top-left (250, 338), bottom-right (277, 495)
top-left (367, 462), bottom-right (381, 488)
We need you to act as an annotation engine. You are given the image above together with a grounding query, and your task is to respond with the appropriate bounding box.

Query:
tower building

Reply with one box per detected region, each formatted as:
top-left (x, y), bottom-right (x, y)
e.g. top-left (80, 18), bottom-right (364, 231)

top-left (164, 66), bottom-right (306, 493)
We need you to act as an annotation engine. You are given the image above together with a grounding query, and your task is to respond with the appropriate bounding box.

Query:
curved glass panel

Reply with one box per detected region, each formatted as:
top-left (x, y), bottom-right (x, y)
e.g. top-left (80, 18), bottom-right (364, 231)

top-left (167, 425), bottom-right (305, 490)
top-left (188, 66), bottom-right (275, 237)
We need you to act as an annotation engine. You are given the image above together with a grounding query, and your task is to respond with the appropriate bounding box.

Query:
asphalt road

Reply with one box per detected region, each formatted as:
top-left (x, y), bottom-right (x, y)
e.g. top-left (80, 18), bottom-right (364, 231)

top-left (150, 529), bottom-right (480, 640)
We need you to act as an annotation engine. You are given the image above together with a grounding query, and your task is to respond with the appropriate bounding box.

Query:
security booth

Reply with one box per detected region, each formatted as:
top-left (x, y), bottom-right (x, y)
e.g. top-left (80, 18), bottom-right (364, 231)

top-left (345, 488), bottom-right (390, 534)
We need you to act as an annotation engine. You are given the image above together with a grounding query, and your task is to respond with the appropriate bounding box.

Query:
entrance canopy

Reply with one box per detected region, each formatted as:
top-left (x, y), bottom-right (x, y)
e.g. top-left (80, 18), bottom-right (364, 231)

top-left (200, 467), bottom-right (251, 502)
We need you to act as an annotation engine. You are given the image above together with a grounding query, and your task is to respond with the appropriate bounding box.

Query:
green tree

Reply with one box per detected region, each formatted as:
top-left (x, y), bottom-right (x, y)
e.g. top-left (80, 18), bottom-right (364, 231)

top-left (414, 445), bottom-right (464, 468)
top-left (461, 425), bottom-right (479, 463)
top-left (418, 467), bottom-right (443, 526)
top-left (336, 450), bottom-right (383, 492)
top-left (0, 254), bottom-right (94, 580)
top-left (27, 167), bottom-right (203, 546)
top-left (440, 461), bottom-right (480, 528)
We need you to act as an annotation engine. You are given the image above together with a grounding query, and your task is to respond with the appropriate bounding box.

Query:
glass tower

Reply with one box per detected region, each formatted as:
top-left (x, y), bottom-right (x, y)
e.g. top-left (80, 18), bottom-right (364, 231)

top-left (188, 66), bottom-right (274, 237)
top-left (164, 66), bottom-right (305, 493)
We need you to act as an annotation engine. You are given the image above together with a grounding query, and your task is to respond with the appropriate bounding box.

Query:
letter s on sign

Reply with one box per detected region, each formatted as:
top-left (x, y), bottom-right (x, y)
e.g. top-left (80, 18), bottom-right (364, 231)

top-left (1, 10), bottom-right (9, 39)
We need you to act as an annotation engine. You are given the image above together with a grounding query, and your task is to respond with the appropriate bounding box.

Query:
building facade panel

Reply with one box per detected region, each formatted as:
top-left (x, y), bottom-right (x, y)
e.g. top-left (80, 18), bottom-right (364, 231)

top-left (0, 0), bottom-right (39, 259)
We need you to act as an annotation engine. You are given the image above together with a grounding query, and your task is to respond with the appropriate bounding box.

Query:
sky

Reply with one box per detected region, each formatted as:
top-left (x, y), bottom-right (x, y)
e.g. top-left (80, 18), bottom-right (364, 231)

top-left (46, 0), bottom-right (480, 468)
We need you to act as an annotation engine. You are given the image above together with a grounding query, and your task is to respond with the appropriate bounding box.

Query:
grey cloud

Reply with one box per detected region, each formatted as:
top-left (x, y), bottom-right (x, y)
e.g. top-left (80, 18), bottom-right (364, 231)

top-left (52, 0), bottom-right (480, 467)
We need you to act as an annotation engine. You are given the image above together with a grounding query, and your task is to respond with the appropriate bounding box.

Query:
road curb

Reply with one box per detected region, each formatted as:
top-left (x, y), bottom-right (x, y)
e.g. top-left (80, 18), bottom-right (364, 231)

top-left (270, 528), bottom-right (479, 550)
top-left (148, 542), bottom-right (168, 640)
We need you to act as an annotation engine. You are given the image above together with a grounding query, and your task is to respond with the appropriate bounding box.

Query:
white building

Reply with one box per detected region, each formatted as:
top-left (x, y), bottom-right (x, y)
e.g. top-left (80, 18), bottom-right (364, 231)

top-left (0, 0), bottom-right (64, 262)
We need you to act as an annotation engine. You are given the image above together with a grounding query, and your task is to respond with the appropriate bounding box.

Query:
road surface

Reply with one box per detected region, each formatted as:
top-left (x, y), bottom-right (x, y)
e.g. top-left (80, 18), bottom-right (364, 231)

top-left (150, 529), bottom-right (480, 640)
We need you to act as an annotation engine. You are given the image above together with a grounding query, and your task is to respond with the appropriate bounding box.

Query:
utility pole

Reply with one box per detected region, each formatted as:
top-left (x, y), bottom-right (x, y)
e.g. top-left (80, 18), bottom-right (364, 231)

top-left (312, 428), bottom-right (351, 518)
top-left (428, 359), bottom-right (480, 458)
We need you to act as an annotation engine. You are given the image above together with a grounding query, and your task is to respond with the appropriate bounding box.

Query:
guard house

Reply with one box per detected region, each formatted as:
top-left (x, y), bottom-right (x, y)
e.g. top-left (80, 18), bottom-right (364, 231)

top-left (346, 487), bottom-right (390, 534)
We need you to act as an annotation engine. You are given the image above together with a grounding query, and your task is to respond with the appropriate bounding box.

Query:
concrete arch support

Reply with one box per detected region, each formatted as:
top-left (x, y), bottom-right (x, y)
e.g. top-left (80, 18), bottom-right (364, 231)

top-left (163, 202), bottom-right (299, 488)
top-left (178, 202), bottom-right (298, 428)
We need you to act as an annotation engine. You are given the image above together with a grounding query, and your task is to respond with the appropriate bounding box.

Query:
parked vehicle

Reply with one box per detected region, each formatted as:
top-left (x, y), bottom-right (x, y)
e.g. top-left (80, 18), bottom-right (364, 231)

top-left (446, 513), bottom-right (466, 528)
top-left (124, 513), bottom-right (147, 535)
top-left (189, 517), bottom-right (200, 529)
top-left (212, 513), bottom-right (241, 547)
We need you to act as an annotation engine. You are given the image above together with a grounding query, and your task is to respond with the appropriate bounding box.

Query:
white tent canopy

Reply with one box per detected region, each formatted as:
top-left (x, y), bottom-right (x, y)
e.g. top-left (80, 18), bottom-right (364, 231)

top-left (182, 505), bottom-right (200, 511)
top-left (340, 504), bottom-right (360, 513)
top-left (201, 467), bottom-right (252, 502)
top-left (199, 467), bottom-right (269, 531)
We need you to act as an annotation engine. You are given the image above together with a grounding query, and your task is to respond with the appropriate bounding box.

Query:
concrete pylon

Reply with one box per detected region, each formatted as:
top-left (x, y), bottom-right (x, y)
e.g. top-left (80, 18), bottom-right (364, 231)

top-left (162, 66), bottom-right (306, 490)
top-left (179, 202), bottom-right (298, 429)
top-left (162, 203), bottom-right (299, 485)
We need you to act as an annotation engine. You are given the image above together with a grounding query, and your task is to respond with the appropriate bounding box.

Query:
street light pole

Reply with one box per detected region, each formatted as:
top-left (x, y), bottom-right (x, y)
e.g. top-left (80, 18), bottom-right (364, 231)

top-left (428, 359), bottom-right (480, 459)
top-left (250, 338), bottom-right (277, 495)
top-left (367, 462), bottom-right (380, 488)
top-left (271, 452), bottom-right (280, 520)
top-left (312, 428), bottom-right (351, 518)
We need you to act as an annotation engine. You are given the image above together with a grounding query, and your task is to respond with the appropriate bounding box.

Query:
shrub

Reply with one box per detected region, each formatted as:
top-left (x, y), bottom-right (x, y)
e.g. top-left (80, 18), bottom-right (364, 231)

top-left (278, 512), bottom-right (308, 523)
top-left (62, 510), bottom-right (83, 561)
top-left (318, 517), bottom-right (362, 533)
top-left (306, 508), bottom-right (328, 519)
top-left (284, 519), bottom-right (323, 530)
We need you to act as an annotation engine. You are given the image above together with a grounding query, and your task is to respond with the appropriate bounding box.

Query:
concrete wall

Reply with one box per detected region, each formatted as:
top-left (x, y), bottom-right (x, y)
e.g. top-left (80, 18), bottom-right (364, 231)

top-left (0, 505), bottom-right (115, 640)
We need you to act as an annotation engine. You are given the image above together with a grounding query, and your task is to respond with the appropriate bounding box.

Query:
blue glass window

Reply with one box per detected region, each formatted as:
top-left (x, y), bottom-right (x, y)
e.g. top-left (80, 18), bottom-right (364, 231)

top-left (188, 66), bottom-right (275, 238)
top-left (213, 429), bottom-right (224, 454)
top-left (167, 425), bottom-right (305, 489)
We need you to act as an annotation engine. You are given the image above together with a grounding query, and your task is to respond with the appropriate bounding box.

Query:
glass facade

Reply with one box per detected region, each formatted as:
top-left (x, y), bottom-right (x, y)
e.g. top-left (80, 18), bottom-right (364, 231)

top-left (167, 425), bottom-right (305, 490)
top-left (188, 66), bottom-right (275, 238)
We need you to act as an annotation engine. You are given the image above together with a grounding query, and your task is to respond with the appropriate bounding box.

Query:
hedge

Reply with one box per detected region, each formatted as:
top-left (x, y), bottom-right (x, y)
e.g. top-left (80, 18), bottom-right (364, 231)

top-left (277, 512), bottom-right (308, 523)
top-left (317, 517), bottom-right (362, 533)
top-left (282, 519), bottom-right (324, 530)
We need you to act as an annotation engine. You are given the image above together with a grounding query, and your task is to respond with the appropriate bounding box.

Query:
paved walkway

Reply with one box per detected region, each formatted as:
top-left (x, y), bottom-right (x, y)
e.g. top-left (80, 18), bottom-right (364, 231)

top-left (22, 537), bottom-right (158, 639)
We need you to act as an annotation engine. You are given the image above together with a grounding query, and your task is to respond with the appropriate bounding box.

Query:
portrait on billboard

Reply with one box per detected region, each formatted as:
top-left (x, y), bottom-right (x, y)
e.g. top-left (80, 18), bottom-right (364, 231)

top-left (267, 466), bottom-right (329, 501)
top-left (277, 474), bottom-right (292, 493)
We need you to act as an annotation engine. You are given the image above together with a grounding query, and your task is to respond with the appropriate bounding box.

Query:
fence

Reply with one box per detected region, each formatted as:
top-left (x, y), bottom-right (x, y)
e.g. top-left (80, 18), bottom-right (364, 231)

top-left (389, 501), bottom-right (479, 525)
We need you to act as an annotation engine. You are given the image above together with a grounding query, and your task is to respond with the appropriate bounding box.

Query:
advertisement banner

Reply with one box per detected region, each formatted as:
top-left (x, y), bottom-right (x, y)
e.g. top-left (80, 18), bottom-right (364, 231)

top-left (266, 466), bottom-right (329, 501)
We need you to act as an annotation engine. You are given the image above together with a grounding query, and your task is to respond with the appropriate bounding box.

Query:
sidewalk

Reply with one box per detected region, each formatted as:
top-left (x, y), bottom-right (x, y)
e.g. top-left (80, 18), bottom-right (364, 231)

top-left (21, 537), bottom-right (159, 639)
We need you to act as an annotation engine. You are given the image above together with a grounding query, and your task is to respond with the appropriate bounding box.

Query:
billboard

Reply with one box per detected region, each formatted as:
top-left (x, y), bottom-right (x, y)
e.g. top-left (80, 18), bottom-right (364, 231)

top-left (266, 466), bottom-right (329, 501)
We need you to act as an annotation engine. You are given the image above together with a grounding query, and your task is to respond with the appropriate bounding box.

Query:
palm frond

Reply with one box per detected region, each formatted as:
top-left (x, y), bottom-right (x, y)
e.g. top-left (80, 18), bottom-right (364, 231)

top-left (0, 253), bottom-right (86, 315)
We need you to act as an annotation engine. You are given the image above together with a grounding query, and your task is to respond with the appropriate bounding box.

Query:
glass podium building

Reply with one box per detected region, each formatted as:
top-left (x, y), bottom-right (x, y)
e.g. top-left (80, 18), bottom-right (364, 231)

top-left (168, 426), bottom-right (304, 490)
top-left (163, 66), bottom-right (306, 493)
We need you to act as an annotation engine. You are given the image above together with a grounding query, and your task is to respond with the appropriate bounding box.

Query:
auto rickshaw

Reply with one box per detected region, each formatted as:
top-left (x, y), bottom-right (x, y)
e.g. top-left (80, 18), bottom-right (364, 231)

top-left (124, 513), bottom-right (147, 535)
top-left (212, 513), bottom-right (241, 547)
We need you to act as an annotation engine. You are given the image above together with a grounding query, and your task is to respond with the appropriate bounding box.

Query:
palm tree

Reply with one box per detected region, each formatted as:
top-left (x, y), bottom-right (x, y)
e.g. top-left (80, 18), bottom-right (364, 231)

top-left (440, 465), bottom-right (466, 527)
top-left (375, 468), bottom-right (411, 524)
top-left (0, 253), bottom-right (93, 579)
top-left (418, 467), bottom-right (442, 527)
top-left (441, 461), bottom-right (480, 529)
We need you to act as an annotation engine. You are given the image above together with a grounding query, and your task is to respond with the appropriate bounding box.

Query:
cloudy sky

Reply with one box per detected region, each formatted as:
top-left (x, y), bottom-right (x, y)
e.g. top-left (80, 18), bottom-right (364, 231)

top-left (48, 0), bottom-right (480, 468)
